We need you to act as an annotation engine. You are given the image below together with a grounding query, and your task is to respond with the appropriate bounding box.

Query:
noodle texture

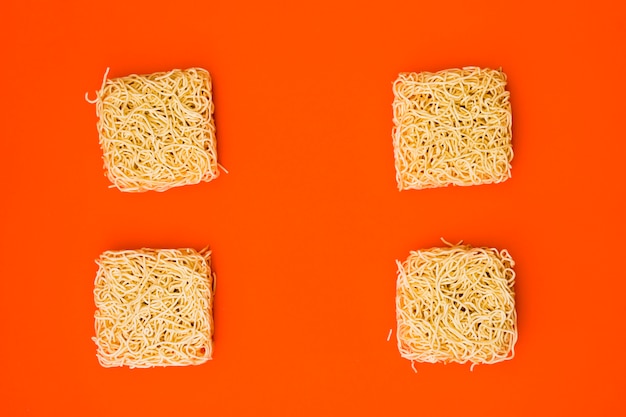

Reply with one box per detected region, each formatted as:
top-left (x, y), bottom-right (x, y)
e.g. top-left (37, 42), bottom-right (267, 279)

top-left (93, 248), bottom-right (215, 368)
top-left (392, 67), bottom-right (513, 190)
top-left (396, 242), bottom-right (517, 369)
top-left (88, 68), bottom-right (218, 192)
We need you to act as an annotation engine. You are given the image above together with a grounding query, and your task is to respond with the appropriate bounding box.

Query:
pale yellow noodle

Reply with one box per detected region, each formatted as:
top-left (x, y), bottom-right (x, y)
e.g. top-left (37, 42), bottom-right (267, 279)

top-left (396, 243), bottom-right (517, 370)
top-left (88, 68), bottom-right (219, 192)
top-left (392, 67), bottom-right (513, 190)
top-left (93, 248), bottom-right (215, 368)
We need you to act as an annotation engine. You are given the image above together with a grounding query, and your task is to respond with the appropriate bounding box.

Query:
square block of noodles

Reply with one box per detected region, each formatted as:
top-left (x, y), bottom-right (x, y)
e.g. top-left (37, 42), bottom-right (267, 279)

top-left (392, 67), bottom-right (513, 190)
top-left (91, 68), bottom-right (218, 192)
top-left (395, 243), bottom-right (517, 369)
top-left (93, 248), bottom-right (215, 368)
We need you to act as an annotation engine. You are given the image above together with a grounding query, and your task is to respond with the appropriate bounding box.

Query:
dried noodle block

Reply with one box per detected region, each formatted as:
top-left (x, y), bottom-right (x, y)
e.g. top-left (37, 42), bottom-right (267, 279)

top-left (93, 248), bottom-right (214, 368)
top-left (90, 68), bottom-right (218, 192)
top-left (392, 67), bottom-right (513, 190)
top-left (396, 243), bottom-right (517, 368)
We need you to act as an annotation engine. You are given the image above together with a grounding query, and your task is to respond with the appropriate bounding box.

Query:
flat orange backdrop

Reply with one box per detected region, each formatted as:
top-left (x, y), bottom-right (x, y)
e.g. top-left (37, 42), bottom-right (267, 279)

top-left (1, 1), bottom-right (625, 415)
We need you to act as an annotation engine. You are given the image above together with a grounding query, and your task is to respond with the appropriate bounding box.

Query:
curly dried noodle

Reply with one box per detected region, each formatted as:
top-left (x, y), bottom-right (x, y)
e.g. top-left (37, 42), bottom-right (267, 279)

top-left (396, 242), bottom-right (517, 370)
top-left (87, 68), bottom-right (218, 192)
top-left (93, 248), bottom-right (214, 368)
top-left (393, 67), bottom-right (513, 190)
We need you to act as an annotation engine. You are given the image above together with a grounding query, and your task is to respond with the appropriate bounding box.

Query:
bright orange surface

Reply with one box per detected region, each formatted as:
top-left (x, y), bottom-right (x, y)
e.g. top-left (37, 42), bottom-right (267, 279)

top-left (1, 1), bottom-right (625, 415)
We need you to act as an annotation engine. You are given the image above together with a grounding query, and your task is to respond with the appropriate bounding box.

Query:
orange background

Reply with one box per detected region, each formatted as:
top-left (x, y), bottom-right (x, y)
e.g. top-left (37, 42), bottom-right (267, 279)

top-left (1, 1), bottom-right (625, 415)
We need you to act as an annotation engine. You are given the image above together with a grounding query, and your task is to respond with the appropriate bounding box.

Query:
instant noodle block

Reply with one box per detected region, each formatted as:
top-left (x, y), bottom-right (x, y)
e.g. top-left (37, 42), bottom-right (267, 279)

top-left (392, 67), bottom-right (513, 190)
top-left (395, 243), bottom-right (517, 369)
top-left (89, 68), bottom-right (218, 192)
top-left (93, 248), bottom-right (215, 368)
